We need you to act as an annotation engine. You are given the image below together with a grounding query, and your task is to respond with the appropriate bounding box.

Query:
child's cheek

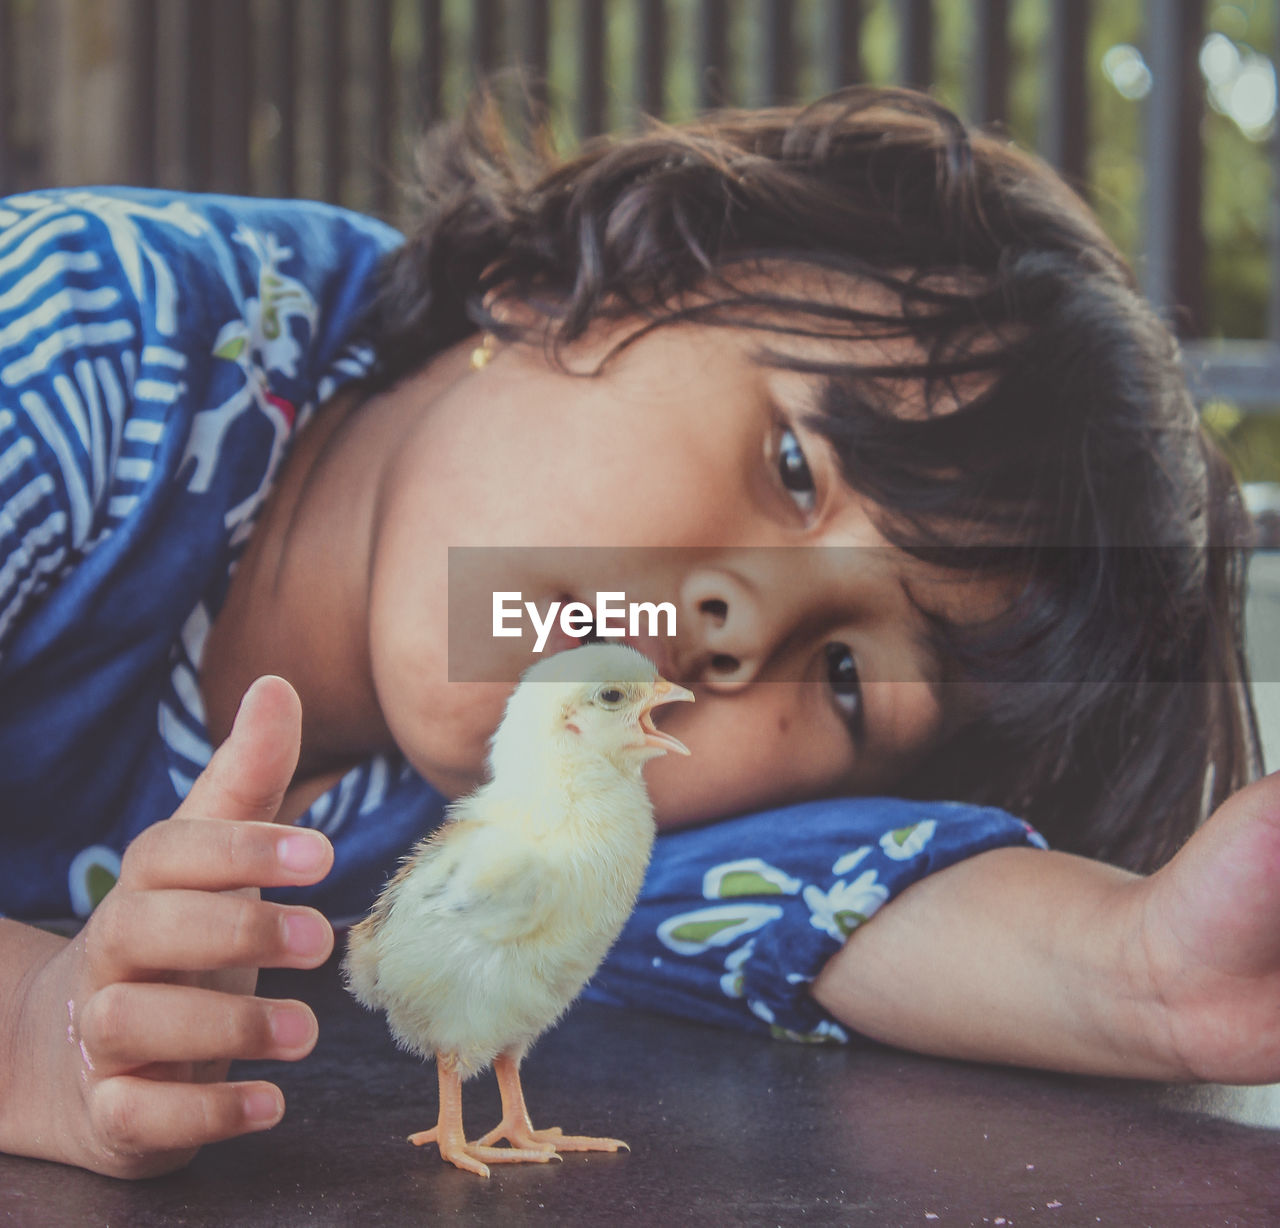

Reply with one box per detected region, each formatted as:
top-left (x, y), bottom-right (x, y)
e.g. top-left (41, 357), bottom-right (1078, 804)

top-left (392, 680), bottom-right (512, 800)
top-left (366, 573), bottom-right (509, 796)
top-left (642, 697), bottom-right (851, 829)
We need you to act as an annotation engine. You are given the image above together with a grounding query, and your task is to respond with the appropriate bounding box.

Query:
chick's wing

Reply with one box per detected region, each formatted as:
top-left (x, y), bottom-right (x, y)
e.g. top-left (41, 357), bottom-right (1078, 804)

top-left (401, 813), bottom-right (560, 947)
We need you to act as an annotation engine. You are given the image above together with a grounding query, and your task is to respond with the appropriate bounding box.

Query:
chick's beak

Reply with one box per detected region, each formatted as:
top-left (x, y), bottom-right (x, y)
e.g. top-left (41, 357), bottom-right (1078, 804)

top-left (639, 676), bottom-right (695, 756)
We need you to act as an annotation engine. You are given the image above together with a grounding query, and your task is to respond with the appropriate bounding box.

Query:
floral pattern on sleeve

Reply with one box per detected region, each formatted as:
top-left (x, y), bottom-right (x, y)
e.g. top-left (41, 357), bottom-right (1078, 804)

top-left (586, 795), bottom-right (1049, 1043)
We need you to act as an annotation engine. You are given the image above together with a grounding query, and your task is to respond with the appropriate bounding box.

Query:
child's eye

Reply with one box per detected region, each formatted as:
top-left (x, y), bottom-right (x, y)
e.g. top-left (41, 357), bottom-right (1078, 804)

top-left (776, 426), bottom-right (816, 515)
top-left (824, 642), bottom-right (863, 735)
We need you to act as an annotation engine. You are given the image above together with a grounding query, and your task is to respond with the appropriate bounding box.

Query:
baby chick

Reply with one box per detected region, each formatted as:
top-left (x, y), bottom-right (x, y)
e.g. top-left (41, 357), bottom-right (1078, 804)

top-left (343, 643), bottom-right (693, 1177)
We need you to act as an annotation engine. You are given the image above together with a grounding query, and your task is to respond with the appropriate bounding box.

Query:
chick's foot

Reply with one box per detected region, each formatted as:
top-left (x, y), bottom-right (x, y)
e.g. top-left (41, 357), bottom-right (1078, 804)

top-left (410, 1053), bottom-right (561, 1178)
top-left (476, 1051), bottom-right (630, 1155)
top-left (409, 1124), bottom-right (560, 1179)
top-left (476, 1120), bottom-right (630, 1154)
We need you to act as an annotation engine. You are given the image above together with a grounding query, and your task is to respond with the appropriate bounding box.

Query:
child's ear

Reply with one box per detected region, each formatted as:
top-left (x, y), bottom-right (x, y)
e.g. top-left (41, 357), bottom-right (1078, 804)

top-left (474, 284), bottom-right (563, 359)
top-left (476, 284), bottom-right (617, 374)
top-left (478, 281), bottom-right (548, 333)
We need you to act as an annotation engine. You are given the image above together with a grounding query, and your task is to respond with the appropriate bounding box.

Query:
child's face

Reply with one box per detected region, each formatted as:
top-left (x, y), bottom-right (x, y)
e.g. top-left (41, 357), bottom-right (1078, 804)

top-left (365, 306), bottom-right (985, 828)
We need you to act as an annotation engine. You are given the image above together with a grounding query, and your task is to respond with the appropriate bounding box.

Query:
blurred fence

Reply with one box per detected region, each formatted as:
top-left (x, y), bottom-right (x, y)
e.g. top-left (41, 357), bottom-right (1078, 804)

top-left (0, 0), bottom-right (1277, 407)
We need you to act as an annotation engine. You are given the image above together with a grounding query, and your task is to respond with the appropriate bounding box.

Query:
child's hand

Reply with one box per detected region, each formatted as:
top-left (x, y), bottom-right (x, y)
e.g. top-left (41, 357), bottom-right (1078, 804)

top-left (3, 676), bottom-right (334, 1178)
top-left (1136, 769), bottom-right (1280, 1083)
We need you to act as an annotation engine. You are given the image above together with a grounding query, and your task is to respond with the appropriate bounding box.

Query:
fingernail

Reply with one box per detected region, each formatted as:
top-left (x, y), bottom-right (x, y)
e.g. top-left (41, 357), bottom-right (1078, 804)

top-left (234, 675), bottom-right (292, 727)
top-left (270, 1007), bottom-right (314, 1050)
top-left (243, 1087), bottom-right (283, 1128)
top-left (235, 676), bottom-right (271, 721)
top-left (277, 832), bottom-right (327, 874)
top-left (284, 911), bottom-right (330, 958)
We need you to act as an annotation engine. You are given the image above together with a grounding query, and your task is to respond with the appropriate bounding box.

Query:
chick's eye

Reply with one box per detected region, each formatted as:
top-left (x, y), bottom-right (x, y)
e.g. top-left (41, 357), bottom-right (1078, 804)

top-left (597, 687), bottom-right (625, 706)
top-left (777, 426), bottom-right (816, 515)
top-left (824, 643), bottom-right (863, 733)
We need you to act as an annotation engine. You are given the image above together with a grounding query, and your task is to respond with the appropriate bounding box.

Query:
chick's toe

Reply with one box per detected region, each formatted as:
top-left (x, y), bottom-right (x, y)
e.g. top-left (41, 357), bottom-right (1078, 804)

top-left (476, 1051), bottom-right (629, 1155)
top-left (478, 1120), bottom-right (630, 1154)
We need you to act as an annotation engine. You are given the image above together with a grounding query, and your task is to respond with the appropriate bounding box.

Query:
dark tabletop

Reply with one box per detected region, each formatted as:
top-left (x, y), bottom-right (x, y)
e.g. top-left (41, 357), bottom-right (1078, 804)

top-left (2, 951), bottom-right (1279, 1227)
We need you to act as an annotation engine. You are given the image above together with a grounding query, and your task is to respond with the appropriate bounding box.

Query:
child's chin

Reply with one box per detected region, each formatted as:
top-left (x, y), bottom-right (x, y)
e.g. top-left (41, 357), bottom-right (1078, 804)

top-left (396, 698), bottom-right (501, 797)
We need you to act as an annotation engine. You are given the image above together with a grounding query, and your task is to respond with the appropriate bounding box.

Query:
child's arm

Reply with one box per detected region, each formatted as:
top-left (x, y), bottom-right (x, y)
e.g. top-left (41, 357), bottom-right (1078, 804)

top-left (811, 773), bottom-right (1280, 1082)
top-left (0, 677), bottom-right (335, 1179)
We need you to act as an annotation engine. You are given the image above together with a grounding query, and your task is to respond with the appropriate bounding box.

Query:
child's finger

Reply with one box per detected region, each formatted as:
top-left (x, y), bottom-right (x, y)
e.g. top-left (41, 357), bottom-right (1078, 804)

top-left (89, 1075), bottom-right (285, 1159)
top-left (85, 890), bottom-right (333, 985)
top-left (78, 983), bottom-right (318, 1074)
top-left (181, 675), bottom-right (302, 825)
top-left (117, 818), bottom-right (333, 892)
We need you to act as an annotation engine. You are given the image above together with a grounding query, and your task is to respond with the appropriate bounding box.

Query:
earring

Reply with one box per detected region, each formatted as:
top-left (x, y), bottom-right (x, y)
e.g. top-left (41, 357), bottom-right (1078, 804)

top-left (470, 332), bottom-right (497, 371)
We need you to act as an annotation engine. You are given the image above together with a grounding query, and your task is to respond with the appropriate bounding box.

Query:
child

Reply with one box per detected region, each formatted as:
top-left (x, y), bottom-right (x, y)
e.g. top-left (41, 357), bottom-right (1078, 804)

top-left (0, 86), bottom-right (1272, 1181)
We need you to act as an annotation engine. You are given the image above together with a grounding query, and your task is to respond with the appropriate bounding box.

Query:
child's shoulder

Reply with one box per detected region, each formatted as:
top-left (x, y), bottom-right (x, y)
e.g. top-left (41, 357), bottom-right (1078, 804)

top-left (0, 191), bottom-right (408, 917)
top-left (0, 187), bottom-right (402, 335)
top-left (0, 185), bottom-right (402, 247)
top-left (0, 188), bottom-right (399, 671)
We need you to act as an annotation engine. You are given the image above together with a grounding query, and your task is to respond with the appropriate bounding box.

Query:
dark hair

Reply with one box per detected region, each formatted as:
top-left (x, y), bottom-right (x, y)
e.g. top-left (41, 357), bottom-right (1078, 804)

top-left (368, 85), bottom-right (1259, 873)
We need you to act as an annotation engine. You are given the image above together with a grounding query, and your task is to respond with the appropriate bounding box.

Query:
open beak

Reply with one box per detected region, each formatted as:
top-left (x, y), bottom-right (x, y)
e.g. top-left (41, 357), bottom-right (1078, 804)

top-left (639, 676), bottom-right (695, 756)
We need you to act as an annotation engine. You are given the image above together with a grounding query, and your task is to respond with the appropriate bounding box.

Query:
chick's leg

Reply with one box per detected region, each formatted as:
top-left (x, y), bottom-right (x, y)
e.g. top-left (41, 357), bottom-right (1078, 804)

top-left (476, 1050), bottom-right (629, 1154)
top-left (409, 1054), bottom-right (560, 1178)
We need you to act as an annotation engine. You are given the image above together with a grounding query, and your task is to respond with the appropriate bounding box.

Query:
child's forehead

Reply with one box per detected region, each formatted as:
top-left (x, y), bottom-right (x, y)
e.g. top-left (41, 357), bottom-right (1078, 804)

top-left (605, 258), bottom-right (1003, 420)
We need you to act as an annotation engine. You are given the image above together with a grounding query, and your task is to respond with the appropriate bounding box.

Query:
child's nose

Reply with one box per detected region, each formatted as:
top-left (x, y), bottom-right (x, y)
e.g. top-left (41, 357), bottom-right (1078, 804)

top-left (679, 568), bottom-right (774, 691)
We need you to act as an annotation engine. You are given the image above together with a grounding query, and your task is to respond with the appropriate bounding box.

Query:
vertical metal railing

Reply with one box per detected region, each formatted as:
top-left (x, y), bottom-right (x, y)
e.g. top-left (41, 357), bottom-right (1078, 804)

top-left (178, 2), bottom-right (210, 191)
top-left (127, 0), bottom-right (159, 186)
top-left (822, 0), bottom-right (864, 93)
top-left (697, 0), bottom-right (731, 109)
top-left (577, 0), bottom-right (607, 138)
top-left (638, 0), bottom-right (667, 116)
top-left (0, 0), bottom-right (1275, 408)
top-left (0, 1), bottom-right (1028, 196)
top-left (970, 0), bottom-right (1009, 128)
top-left (420, 0), bottom-right (444, 125)
top-left (371, 0), bottom-right (396, 215)
top-left (272, 0), bottom-right (299, 198)
top-left (319, 0), bottom-right (347, 204)
top-left (1143, 0), bottom-right (1204, 334)
top-left (762, 0), bottom-right (796, 105)
top-left (1042, 0), bottom-right (1090, 193)
top-left (0, 0), bottom-right (13, 194)
top-left (518, 0), bottom-right (552, 115)
top-left (1272, 0), bottom-right (1280, 353)
top-left (897, 0), bottom-right (933, 89)
top-left (473, 0), bottom-right (501, 73)
top-left (211, 0), bottom-right (253, 195)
